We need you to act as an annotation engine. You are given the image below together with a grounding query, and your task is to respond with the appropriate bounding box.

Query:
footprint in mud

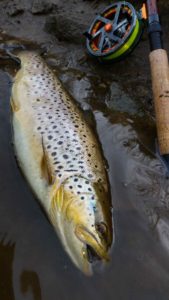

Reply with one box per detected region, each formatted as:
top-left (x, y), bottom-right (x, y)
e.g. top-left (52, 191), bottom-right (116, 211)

top-left (20, 270), bottom-right (42, 300)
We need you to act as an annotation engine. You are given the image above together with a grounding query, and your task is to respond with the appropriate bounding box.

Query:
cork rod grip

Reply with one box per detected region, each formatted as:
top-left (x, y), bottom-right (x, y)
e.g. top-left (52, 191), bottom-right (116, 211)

top-left (149, 49), bottom-right (169, 154)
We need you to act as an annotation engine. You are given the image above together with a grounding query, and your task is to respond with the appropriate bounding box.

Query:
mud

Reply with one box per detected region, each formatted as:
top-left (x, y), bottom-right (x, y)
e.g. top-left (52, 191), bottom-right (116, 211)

top-left (1, 0), bottom-right (169, 299)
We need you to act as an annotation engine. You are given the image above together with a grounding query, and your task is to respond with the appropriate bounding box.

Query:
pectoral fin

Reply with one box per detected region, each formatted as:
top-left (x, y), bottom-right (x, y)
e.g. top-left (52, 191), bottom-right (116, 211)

top-left (41, 138), bottom-right (55, 185)
top-left (50, 184), bottom-right (64, 213)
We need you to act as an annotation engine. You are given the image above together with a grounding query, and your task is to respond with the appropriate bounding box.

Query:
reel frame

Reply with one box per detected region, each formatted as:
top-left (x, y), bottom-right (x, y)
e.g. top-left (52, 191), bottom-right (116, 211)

top-left (85, 1), bottom-right (144, 62)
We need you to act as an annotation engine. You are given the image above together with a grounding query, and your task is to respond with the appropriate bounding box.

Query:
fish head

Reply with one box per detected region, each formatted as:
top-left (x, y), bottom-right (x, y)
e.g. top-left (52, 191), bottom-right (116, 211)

top-left (50, 176), bottom-right (113, 275)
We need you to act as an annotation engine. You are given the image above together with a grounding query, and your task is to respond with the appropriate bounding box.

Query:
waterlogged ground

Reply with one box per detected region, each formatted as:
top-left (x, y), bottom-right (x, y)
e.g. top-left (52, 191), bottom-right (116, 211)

top-left (1, 0), bottom-right (169, 299)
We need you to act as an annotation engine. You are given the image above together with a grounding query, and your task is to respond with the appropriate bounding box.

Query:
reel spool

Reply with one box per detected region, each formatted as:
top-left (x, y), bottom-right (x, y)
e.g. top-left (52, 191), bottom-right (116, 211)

top-left (85, 1), bottom-right (144, 62)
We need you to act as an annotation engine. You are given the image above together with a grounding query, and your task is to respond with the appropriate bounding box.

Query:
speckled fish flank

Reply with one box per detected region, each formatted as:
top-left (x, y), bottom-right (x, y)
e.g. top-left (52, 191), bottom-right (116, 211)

top-left (11, 51), bottom-right (113, 275)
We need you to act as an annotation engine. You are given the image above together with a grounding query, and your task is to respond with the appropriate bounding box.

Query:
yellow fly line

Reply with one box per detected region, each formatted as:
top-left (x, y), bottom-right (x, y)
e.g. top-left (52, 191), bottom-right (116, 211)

top-left (102, 19), bottom-right (140, 61)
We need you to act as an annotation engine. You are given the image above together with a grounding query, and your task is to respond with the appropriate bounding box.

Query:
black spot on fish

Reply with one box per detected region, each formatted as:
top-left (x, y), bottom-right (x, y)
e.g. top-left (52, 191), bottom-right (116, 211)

top-left (63, 154), bottom-right (68, 159)
top-left (51, 152), bottom-right (56, 157)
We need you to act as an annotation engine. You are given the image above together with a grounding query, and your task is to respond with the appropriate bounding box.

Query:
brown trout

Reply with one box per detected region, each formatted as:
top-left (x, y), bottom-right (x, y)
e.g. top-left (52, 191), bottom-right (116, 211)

top-left (11, 51), bottom-right (113, 275)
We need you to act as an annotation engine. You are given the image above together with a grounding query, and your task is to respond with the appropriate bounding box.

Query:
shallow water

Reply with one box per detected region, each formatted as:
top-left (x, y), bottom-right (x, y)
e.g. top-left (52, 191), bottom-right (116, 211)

top-left (1, 44), bottom-right (169, 300)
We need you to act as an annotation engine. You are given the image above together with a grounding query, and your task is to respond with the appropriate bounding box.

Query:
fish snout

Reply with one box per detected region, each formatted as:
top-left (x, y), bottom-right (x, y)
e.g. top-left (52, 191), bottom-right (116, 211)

top-left (75, 224), bottom-right (110, 262)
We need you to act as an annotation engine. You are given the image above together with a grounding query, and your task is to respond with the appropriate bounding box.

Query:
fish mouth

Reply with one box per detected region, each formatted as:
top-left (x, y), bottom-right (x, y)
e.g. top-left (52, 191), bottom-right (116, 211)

top-left (86, 244), bottom-right (103, 263)
top-left (75, 224), bottom-right (110, 264)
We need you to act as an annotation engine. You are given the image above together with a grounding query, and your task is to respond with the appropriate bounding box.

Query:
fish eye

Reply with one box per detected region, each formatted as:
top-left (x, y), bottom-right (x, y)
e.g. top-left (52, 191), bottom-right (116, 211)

top-left (96, 222), bottom-right (108, 240)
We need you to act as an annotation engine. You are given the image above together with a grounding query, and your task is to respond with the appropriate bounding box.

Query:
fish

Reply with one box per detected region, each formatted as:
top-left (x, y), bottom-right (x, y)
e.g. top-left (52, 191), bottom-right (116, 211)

top-left (11, 51), bottom-right (113, 275)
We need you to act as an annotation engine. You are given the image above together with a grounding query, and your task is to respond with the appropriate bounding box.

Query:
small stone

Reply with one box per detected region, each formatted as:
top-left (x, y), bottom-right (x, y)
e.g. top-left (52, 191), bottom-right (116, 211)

top-left (98, 82), bottom-right (107, 89)
top-left (6, 0), bottom-right (24, 17)
top-left (31, 0), bottom-right (55, 15)
top-left (45, 16), bottom-right (57, 34)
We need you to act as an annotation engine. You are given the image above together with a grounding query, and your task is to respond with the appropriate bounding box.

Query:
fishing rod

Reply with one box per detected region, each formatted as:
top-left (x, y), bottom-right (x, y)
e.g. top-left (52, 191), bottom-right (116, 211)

top-left (147, 0), bottom-right (169, 174)
top-left (84, 0), bottom-right (169, 175)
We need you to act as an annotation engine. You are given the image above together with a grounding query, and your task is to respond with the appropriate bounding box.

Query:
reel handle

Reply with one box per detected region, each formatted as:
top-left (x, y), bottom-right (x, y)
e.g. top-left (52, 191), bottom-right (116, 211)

top-left (150, 49), bottom-right (169, 154)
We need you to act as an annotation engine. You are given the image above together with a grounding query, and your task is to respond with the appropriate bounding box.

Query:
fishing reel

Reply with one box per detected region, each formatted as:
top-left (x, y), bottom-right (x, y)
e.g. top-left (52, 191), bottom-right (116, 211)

top-left (84, 1), bottom-right (146, 62)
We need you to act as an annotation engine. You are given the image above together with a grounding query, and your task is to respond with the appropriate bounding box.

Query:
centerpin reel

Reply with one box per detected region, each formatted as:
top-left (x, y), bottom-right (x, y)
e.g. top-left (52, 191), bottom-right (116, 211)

top-left (84, 1), bottom-right (147, 62)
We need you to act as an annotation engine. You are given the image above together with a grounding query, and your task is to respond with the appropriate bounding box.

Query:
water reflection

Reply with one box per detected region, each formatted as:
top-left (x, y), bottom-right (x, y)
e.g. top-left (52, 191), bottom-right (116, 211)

top-left (20, 271), bottom-right (41, 300)
top-left (0, 236), bottom-right (15, 300)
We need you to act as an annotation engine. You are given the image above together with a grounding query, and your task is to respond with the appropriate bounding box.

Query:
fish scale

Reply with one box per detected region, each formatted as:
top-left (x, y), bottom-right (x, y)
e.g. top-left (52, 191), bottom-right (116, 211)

top-left (11, 51), bottom-right (112, 274)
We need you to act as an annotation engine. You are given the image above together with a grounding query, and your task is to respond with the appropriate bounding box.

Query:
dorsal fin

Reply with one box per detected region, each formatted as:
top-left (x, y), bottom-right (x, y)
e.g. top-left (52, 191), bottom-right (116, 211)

top-left (41, 137), bottom-right (55, 185)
